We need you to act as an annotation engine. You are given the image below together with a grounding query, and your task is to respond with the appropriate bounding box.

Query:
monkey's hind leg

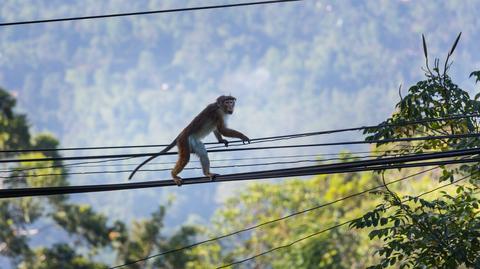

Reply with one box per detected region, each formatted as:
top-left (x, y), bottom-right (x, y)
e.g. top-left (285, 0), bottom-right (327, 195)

top-left (171, 139), bottom-right (190, 186)
top-left (191, 138), bottom-right (218, 181)
top-left (200, 154), bottom-right (218, 181)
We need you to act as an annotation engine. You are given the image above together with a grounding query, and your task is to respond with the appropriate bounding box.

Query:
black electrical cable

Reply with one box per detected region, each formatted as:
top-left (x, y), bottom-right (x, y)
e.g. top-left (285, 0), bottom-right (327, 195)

top-left (0, 113), bottom-right (477, 153)
top-left (2, 151), bottom-right (479, 198)
top-left (0, 0), bottom-right (302, 27)
top-left (58, 154), bottom-right (327, 168)
top-left (108, 166), bottom-right (439, 269)
top-left (0, 149), bottom-right (417, 173)
top-left (1, 147), bottom-right (479, 198)
top-left (0, 139), bottom-right (421, 176)
top-left (69, 151), bottom-right (411, 168)
top-left (2, 150), bottom-right (445, 180)
top-left (0, 153), bottom-right (342, 173)
top-left (216, 173), bottom-right (474, 269)
top-left (1, 132), bottom-right (479, 164)
top-left (0, 155), bottom-right (383, 180)
top-left (0, 157), bottom-right (135, 174)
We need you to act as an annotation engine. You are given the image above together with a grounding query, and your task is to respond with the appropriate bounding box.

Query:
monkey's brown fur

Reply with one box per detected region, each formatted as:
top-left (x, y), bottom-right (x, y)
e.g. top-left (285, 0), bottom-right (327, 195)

top-left (128, 95), bottom-right (249, 186)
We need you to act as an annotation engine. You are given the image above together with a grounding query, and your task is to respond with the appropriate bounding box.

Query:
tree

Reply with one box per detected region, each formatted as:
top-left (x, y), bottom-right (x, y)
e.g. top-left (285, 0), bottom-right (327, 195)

top-left (350, 34), bottom-right (480, 268)
top-left (187, 169), bottom-right (391, 269)
top-left (0, 86), bottom-right (112, 268)
top-left (113, 205), bottom-right (198, 269)
top-left (0, 87), bottom-right (197, 268)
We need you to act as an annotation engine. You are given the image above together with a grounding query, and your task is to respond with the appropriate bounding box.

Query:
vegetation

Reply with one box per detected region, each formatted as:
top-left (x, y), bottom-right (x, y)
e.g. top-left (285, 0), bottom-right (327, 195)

top-left (187, 35), bottom-right (480, 268)
top-left (0, 87), bottom-right (197, 268)
top-left (348, 35), bottom-right (480, 268)
top-left (2, 32), bottom-right (480, 268)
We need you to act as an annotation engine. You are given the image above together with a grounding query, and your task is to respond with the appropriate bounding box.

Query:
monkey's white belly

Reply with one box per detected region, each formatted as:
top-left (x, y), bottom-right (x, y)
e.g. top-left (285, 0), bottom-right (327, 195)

top-left (194, 121), bottom-right (216, 140)
top-left (188, 117), bottom-right (224, 156)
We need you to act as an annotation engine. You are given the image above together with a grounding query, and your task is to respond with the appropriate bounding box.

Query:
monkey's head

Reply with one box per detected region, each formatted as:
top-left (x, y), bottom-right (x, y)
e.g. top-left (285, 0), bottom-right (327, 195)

top-left (216, 95), bottom-right (236, 115)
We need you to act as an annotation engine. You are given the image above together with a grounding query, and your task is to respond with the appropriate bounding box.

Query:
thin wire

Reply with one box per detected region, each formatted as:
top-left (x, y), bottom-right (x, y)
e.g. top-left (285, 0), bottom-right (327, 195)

top-left (0, 159), bottom-right (321, 179)
top-left (84, 149), bottom-right (421, 168)
top-left (59, 154), bottom-right (326, 168)
top-left (0, 113), bottom-right (477, 153)
top-left (0, 148), bottom-right (418, 173)
top-left (0, 154), bottom-right (388, 180)
top-left (216, 173), bottom-right (474, 268)
top-left (2, 150), bottom-right (445, 180)
top-left (0, 0), bottom-right (302, 27)
top-left (209, 131), bottom-right (480, 150)
top-left (0, 157), bottom-right (136, 174)
top-left (1, 132), bottom-right (479, 164)
top-left (1, 147), bottom-right (479, 198)
top-left (108, 166), bottom-right (439, 269)
top-left (0, 153), bottom-right (341, 173)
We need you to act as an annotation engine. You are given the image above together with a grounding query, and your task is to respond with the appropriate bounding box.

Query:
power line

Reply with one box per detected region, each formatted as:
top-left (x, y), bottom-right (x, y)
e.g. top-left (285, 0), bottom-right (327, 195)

top-left (0, 113), bottom-right (477, 153)
top-left (1, 132), bottom-right (479, 164)
top-left (67, 151), bottom-right (413, 168)
top-left (0, 149), bottom-right (419, 173)
top-left (3, 154), bottom-right (403, 180)
top-left (0, 158), bottom-right (323, 180)
top-left (0, 153), bottom-right (336, 173)
top-left (108, 166), bottom-right (439, 269)
top-left (56, 154), bottom-right (330, 168)
top-left (0, 158), bottom-right (341, 180)
top-left (1, 147), bottom-right (479, 198)
top-left (0, 0), bottom-right (302, 27)
top-left (1, 150), bottom-right (444, 180)
top-left (0, 157), bottom-right (135, 174)
top-left (216, 173), bottom-right (473, 268)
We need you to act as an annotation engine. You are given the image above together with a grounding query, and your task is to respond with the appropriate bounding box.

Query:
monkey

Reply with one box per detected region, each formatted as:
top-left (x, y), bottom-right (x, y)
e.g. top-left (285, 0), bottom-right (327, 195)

top-left (128, 95), bottom-right (250, 186)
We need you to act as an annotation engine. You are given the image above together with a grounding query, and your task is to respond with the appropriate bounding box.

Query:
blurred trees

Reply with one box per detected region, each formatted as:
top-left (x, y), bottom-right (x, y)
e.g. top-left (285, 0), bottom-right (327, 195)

top-left (182, 36), bottom-right (480, 268)
top-left (0, 87), bottom-right (196, 268)
top-left (350, 36), bottom-right (480, 268)
top-left (2, 27), bottom-right (480, 267)
top-left (185, 168), bottom-right (440, 268)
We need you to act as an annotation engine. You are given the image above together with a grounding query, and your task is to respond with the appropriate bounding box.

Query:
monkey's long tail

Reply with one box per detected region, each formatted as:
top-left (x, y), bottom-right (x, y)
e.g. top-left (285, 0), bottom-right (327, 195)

top-left (128, 140), bottom-right (177, 180)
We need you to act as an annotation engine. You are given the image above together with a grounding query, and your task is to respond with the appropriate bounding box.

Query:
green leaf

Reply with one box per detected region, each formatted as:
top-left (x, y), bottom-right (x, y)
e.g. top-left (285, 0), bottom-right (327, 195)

top-left (470, 71), bottom-right (480, 84)
top-left (390, 256), bottom-right (397, 266)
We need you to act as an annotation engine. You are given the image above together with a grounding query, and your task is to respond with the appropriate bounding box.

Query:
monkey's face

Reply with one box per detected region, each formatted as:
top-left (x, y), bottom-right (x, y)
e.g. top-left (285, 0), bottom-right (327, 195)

top-left (223, 99), bottom-right (235, 114)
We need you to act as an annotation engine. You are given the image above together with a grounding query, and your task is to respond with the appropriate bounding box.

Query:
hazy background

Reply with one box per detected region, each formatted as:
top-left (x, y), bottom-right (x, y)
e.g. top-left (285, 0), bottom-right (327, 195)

top-left (1, 0), bottom-right (480, 233)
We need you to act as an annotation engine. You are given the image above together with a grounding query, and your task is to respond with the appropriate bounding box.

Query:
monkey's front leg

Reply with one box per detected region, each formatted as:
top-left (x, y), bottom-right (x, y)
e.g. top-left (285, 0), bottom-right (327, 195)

top-left (214, 130), bottom-right (229, 147)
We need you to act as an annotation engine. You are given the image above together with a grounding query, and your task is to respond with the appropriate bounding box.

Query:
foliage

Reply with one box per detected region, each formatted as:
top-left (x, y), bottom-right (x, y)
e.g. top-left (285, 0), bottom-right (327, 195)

top-left (470, 71), bottom-right (480, 85)
top-left (351, 34), bottom-right (480, 268)
top-left (18, 244), bottom-right (108, 269)
top-left (113, 206), bottom-right (198, 269)
top-left (363, 33), bottom-right (480, 182)
top-left (187, 172), bottom-right (387, 268)
top-left (0, 87), bottom-right (30, 155)
top-left (0, 88), bottom-right (197, 268)
top-left (351, 186), bottom-right (480, 268)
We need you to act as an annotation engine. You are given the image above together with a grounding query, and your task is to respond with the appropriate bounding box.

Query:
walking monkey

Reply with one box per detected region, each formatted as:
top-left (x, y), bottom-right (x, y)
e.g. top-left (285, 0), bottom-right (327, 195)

top-left (128, 95), bottom-right (250, 186)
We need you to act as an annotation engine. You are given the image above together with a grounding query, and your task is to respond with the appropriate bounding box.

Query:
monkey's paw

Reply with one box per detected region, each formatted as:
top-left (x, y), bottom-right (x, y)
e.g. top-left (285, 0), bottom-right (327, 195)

top-left (173, 177), bottom-right (183, 187)
top-left (207, 173), bottom-right (219, 181)
top-left (241, 136), bottom-right (250, 144)
top-left (220, 139), bottom-right (229, 147)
